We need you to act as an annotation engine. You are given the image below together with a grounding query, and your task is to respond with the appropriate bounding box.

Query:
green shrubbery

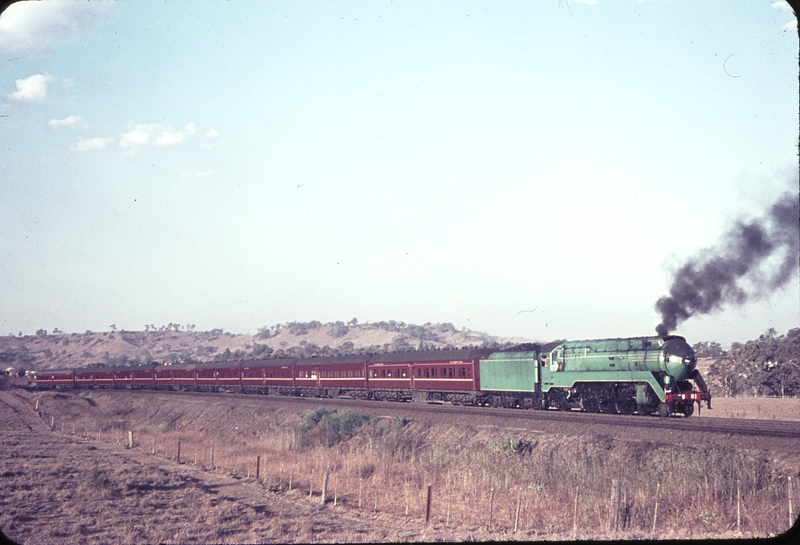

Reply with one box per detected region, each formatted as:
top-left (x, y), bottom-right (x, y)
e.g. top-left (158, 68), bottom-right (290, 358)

top-left (296, 407), bottom-right (370, 448)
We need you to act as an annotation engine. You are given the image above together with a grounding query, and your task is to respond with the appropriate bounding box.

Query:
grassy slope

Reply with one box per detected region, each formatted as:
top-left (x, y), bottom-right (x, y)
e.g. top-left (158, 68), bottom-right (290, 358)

top-left (7, 386), bottom-right (797, 541)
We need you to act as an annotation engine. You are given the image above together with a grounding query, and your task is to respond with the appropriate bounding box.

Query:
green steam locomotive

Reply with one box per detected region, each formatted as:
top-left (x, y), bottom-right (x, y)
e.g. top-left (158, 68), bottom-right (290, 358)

top-left (479, 335), bottom-right (711, 416)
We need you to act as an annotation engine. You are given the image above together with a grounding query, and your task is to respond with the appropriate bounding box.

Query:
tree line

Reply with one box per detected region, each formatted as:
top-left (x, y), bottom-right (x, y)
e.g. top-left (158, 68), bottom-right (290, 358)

top-left (700, 328), bottom-right (800, 397)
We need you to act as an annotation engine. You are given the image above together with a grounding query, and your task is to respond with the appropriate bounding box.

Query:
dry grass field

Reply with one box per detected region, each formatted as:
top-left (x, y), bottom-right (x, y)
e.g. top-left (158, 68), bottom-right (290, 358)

top-left (696, 396), bottom-right (800, 421)
top-left (2, 384), bottom-right (799, 544)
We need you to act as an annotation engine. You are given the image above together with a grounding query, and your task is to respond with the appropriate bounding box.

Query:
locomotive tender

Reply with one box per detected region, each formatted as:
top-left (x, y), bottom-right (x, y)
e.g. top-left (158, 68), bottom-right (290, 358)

top-left (34, 334), bottom-right (711, 417)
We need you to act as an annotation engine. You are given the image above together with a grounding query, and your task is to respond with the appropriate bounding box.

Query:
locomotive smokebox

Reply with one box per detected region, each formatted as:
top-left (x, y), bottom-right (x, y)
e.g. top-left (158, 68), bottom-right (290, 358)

top-left (661, 336), bottom-right (697, 382)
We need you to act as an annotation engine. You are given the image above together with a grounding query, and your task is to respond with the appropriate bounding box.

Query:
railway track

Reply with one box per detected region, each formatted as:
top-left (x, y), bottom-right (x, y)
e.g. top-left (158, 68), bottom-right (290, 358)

top-left (79, 387), bottom-right (800, 440)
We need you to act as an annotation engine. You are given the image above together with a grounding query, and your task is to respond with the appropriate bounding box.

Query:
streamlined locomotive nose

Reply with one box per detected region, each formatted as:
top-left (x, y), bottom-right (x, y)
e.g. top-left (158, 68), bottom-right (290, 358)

top-left (662, 336), bottom-right (697, 381)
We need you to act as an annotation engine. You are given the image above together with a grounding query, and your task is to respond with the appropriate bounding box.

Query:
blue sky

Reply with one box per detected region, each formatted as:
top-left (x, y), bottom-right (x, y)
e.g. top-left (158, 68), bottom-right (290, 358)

top-left (1, 0), bottom-right (797, 347)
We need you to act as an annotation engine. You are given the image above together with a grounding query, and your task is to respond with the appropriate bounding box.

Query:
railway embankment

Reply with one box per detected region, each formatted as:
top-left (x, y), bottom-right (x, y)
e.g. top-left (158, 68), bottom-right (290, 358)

top-left (2, 386), bottom-right (798, 543)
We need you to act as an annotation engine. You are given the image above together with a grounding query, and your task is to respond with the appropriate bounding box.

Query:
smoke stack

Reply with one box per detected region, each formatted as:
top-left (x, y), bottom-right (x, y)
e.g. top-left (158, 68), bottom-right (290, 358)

top-left (655, 191), bottom-right (799, 337)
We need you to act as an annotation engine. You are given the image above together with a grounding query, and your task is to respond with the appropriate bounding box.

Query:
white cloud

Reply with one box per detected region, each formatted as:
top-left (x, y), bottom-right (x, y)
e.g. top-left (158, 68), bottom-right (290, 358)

top-left (70, 136), bottom-right (115, 151)
top-left (7, 74), bottom-right (53, 103)
top-left (772, 1), bottom-right (793, 11)
top-left (181, 169), bottom-right (215, 178)
top-left (0, 1), bottom-right (115, 56)
top-left (204, 129), bottom-right (219, 138)
top-left (48, 115), bottom-right (82, 129)
top-left (119, 123), bottom-right (195, 155)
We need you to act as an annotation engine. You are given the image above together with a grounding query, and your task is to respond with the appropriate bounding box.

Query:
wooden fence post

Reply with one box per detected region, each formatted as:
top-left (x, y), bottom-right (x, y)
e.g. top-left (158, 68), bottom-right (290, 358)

top-left (373, 477), bottom-right (378, 513)
top-left (256, 455), bottom-right (260, 482)
top-left (426, 485), bottom-right (432, 524)
top-left (128, 431), bottom-right (134, 449)
top-left (404, 482), bottom-right (409, 520)
top-left (358, 477), bottom-right (363, 509)
top-left (790, 476), bottom-right (794, 530)
top-left (610, 478), bottom-right (620, 532)
top-left (652, 482), bottom-right (661, 535)
top-left (572, 486), bottom-right (579, 539)
top-left (488, 487), bottom-right (495, 531)
top-left (446, 478), bottom-right (452, 527)
top-left (177, 441), bottom-right (181, 463)
top-left (321, 469), bottom-right (329, 505)
top-left (514, 488), bottom-right (522, 534)
top-left (737, 480), bottom-right (741, 533)
top-left (210, 446), bottom-right (215, 470)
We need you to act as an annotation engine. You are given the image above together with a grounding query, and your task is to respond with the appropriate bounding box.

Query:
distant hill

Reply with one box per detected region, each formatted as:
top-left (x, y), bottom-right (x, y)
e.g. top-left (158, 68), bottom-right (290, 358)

top-left (0, 321), bottom-right (541, 371)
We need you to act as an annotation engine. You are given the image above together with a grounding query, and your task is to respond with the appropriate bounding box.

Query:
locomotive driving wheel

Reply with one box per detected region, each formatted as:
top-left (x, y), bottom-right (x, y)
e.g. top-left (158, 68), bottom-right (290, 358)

top-left (615, 400), bottom-right (636, 415)
top-left (582, 396), bottom-right (599, 413)
top-left (681, 403), bottom-right (694, 417)
top-left (599, 402), bottom-right (615, 414)
top-left (657, 401), bottom-right (671, 418)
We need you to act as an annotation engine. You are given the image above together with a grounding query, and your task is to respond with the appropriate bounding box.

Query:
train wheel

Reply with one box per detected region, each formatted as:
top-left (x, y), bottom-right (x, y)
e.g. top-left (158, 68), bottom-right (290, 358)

top-left (682, 403), bottom-right (694, 417)
top-left (616, 400), bottom-right (635, 415)
top-left (547, 390), bottom-right (568, 410)
top-left (599, 402), bottom-right (615, 414)
top-left (582, 396), bottom-right (599, 413)
top-left (657, 401), bottom-right (671, 418)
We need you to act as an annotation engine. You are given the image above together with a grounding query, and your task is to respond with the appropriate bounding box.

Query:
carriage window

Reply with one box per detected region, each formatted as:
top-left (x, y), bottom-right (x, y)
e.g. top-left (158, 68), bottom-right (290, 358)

top-left (401, 369), bottom-right (407, 378)
top-left (448, 368), bottom-right (453, 378)
top-left (387, 370), bottom-right (391, 377)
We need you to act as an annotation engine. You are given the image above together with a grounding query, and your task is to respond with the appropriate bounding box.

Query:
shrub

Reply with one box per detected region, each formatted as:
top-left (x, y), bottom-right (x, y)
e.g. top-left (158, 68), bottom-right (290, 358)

top-left (88, 463), bottom-right (112, 488)
top-left (297, 407), bottom-right (370, 448)
top-left (489, 435), bottom-right (535, 456)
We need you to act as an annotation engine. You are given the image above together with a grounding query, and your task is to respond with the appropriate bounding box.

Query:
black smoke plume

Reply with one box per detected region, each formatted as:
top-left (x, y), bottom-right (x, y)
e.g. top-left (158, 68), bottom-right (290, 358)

top-left (655, 191), bottom-right (799, 337)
